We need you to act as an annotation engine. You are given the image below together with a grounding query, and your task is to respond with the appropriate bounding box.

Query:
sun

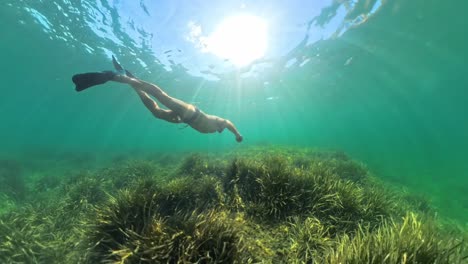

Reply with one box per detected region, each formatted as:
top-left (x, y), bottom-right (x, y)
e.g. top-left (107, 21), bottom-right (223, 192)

top-left (206, 14), bottom-right (268, 66)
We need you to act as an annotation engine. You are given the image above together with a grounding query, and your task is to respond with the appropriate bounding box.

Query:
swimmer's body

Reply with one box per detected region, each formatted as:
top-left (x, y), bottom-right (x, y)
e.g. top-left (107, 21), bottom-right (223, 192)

top-left (72, 56), bottom-right (243, 142)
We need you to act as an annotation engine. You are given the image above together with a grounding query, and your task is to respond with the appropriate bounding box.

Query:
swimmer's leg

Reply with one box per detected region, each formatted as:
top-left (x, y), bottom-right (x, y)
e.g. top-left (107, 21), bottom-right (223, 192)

top-left (114, 74), bottom-right (194, 119)
top-left (133, 88), bottom-right (182, 123)
top-left (111, 56), bottom-right (195, 118)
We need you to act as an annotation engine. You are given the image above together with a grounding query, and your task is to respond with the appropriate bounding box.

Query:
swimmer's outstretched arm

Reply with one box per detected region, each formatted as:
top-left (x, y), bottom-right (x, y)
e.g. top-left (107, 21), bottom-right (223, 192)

top-left (225, 120), bottom-right (243, 142)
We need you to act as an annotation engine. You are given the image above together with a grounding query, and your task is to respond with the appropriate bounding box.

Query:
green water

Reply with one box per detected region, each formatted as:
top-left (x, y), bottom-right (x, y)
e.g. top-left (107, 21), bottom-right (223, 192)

top-left (1, 0), bottom-right (467, 229)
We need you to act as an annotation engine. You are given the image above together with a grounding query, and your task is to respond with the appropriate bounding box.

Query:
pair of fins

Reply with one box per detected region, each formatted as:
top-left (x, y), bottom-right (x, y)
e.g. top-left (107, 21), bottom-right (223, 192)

top-left (72, 55), bottom-right (135, 92)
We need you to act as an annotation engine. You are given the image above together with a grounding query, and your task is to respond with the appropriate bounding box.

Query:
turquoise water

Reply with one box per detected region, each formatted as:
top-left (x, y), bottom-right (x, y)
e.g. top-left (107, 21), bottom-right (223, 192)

top-left (1, 0), bottom-right (467, 223)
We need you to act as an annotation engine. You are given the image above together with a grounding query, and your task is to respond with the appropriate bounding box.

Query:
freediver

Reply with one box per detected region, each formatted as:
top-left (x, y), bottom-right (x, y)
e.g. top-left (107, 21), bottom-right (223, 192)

top-left (72, 56), bottom-right (243, 142)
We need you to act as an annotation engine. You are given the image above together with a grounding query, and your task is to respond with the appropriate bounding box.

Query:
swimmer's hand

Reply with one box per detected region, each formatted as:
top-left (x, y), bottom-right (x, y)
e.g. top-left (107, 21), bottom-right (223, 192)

top-left (236, 135), bottom-right (243, 143)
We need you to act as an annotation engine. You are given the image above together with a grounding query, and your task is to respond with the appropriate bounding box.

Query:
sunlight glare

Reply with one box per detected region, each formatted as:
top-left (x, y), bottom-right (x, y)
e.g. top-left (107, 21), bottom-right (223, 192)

top-left (206, 14), bottom-right (268, 66)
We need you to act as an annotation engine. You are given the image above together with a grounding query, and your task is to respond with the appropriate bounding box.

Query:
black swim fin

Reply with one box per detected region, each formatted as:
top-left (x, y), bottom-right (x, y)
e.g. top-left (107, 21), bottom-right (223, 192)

top-left (112, 55), bottom-right (137, 78)
top-left (125, 70), bottom-right (136, 78)
top-left (72, 71), bottom-right (115, 92)
top-left (112, 55), bottom-right (124, 72)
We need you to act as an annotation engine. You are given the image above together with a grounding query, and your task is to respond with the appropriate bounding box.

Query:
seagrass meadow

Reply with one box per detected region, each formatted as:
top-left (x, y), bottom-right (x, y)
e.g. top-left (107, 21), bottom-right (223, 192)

top-left (0, 147), bottom-right (467, 263)
top-left (1, 0), bottom-right (468, 263)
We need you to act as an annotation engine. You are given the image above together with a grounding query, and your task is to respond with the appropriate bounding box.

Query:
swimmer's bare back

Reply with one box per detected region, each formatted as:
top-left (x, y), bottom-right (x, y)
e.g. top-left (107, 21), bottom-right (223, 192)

top-left (72, 56), bottom-right (243, 143)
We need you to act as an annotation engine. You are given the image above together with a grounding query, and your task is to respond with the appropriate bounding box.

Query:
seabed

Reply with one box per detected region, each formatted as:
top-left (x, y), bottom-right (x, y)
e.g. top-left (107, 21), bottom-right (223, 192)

top-left (0, 146), bottom-right (467, 263)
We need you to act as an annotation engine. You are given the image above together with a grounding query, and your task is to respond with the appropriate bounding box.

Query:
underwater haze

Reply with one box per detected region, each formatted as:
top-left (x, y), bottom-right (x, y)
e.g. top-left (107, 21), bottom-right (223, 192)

top-left (1, 0), bottom-right (468, 262)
